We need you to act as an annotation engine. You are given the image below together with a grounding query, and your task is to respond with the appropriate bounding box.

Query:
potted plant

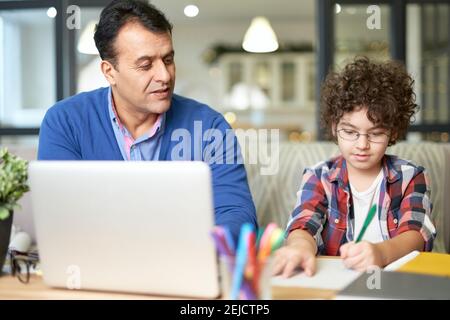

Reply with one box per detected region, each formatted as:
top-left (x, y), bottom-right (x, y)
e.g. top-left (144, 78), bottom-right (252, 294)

top-left (0, 148), bottom-right (29, 274)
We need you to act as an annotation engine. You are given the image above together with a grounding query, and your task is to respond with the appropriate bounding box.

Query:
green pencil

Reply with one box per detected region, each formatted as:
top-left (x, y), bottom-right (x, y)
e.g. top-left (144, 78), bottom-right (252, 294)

top-left (355, 204), bottom-right (377, 243)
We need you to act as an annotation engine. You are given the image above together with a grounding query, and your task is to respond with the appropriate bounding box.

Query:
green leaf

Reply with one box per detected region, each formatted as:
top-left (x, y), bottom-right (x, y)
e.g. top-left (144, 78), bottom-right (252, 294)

top-left (0, 148), bottom-right (29, 220)
top-left (0, 207), bottom-right (9, 220)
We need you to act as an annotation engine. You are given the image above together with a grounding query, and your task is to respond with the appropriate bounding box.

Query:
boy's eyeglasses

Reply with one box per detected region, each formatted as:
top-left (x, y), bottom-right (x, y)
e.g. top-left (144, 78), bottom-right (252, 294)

top-left (337, 129), bottom-right (390, 143)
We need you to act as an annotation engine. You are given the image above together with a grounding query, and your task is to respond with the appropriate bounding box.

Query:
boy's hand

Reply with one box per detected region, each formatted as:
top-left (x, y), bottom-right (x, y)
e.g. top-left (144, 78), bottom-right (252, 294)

top-left (272, 244), bottom-right (316, 278)
top-left (340, 241), bottom-right (384, 271)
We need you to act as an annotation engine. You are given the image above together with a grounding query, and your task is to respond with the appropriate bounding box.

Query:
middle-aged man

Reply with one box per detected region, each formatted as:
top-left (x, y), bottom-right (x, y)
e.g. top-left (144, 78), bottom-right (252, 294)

top-left (38, 0), bottom-right (257, 241)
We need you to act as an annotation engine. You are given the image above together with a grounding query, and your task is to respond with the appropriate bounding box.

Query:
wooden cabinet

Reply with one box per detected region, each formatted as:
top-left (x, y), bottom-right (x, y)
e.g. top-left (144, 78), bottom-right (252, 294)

top-left (218, 52), bottom-right (315, 110)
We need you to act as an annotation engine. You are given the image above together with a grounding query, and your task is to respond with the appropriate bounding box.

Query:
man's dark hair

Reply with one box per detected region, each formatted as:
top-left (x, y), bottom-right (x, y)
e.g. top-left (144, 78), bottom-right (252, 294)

top-left (94, 0), bottom-right (173, 66)
top-left (321, 56), bottom-right (418, 146)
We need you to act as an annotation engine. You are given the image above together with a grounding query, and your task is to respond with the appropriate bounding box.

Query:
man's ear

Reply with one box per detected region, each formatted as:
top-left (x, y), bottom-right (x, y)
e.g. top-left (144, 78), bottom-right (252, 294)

top-left (100, 60), bottom-right (117, 86)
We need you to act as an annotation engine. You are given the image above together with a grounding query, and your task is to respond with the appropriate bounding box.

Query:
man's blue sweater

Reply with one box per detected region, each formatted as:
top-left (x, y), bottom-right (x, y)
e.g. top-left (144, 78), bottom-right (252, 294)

top-left (38, 87), bottom-right (257, 241)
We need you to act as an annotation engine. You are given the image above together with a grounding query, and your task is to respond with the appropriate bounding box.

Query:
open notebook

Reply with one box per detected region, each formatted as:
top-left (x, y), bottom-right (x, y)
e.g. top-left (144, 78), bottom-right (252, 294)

top-left (271, 252), bottom-right (450, 295)
top-left (271, 257), bottom-right (362, 291)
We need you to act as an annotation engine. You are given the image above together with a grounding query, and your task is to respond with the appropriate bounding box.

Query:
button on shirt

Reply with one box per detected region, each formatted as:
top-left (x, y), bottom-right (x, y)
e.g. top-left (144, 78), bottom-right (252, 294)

top-left (108, 88), bottom-right (165, 161)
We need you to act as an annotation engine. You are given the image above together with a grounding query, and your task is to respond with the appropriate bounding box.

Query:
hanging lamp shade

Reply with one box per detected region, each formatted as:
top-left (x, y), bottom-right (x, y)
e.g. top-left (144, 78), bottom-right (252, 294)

top-left (242, 16), bottom-right (279, 53)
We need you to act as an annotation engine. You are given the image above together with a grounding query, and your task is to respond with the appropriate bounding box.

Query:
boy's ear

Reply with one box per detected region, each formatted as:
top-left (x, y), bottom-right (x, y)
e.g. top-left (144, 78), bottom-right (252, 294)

top-left (331, 123), bottom-right (337, 138)
top-left (390, 131), bottom-right (399, 143)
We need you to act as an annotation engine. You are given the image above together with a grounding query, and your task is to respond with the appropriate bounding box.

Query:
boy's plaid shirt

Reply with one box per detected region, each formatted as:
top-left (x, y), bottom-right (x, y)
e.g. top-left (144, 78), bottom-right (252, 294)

top-left (287, 154), bottom-right (436, 256)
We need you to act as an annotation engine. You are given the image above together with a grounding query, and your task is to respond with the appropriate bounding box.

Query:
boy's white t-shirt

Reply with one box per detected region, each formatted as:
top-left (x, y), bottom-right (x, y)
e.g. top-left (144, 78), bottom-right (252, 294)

top-left (350, 169), bottom-right (385, 243)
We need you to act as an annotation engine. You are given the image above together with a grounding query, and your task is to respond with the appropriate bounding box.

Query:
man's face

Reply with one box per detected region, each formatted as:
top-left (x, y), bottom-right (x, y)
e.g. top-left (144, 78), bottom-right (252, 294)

top-left (334, 107), bottom-right (391, 174)
top-left (108, 21), bottom-right (175, 114)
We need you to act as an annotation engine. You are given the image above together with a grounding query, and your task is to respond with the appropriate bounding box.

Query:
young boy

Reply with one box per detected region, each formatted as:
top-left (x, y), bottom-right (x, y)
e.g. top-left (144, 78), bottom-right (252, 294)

top-left (273, 57), bottom-right (436, 277)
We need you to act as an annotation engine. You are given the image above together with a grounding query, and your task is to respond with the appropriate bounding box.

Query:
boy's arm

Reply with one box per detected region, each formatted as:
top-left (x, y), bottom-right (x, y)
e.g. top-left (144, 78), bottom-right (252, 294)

top-left (273, 168), bottom-right (328, 277)
top-left (341, 231), bottom-right (423, 270)
top-left (287, 229), bottom-right (318, 254)
top-left (378, 168), bottom-right (435, 264)
top-left (341, 168), bottom-right (436, 270)
top-left (376, 230), bottom-right (423, 266)
top-left (394, 168), bottom-right (436, 251)
top-left (287, 167), bottom-right (328, 245)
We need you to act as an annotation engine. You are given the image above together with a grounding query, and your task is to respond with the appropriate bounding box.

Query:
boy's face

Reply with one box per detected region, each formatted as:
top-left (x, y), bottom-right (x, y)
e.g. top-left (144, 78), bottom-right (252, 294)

top-left (334, 107), bottom-right (391, 174)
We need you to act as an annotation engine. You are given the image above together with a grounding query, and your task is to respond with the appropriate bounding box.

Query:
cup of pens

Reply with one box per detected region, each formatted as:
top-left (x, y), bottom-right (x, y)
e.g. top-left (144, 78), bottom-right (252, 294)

top-left (211, 223), bottom-right (285, 300)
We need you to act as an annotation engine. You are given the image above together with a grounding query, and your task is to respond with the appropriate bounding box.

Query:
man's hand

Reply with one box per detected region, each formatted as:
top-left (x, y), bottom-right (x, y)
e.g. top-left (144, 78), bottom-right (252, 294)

top-left (340, 241), bottom-right (384, 271)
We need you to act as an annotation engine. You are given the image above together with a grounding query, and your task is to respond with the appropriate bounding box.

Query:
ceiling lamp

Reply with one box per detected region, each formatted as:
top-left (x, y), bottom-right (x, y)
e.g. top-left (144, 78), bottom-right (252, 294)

top-left (242, 16), bottom-right (279, 53)
top-left (184, 4), bottom-right (199, 17)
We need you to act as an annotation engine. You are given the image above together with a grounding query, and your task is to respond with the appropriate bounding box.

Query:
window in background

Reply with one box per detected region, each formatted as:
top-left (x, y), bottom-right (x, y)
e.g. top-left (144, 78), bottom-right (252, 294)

top-left (334, 4), bottom-right (391, 68)
top-left (252, 60), bottom-right (271, 105)
top-left (0, 9), bottom-right (56, 128)
top-left (281, 61), bottom-right (296, 102)
top-left (228, 62), bottom-right (243, 93)
top-left (0, 136), bottom-right (39, 147)
top-left (407, 3), bottom-right (449, 142)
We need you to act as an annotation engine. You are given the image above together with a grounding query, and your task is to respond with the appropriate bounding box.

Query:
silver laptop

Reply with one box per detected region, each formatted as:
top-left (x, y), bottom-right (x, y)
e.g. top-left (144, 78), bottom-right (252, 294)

top-left (28, 161), bottom-right (220, 298)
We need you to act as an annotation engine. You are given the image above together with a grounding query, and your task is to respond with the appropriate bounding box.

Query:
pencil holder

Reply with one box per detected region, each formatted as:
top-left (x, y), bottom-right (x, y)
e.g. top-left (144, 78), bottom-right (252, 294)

top-left (219, 255), bottom-right (273, 300)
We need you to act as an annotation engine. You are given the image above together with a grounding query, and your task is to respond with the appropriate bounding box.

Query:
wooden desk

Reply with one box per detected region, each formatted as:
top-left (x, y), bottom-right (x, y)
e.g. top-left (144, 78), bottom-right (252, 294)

top-left (0, 275), bottom-right (337, 300)
top-left (0, 275), bottom-right (167, 300)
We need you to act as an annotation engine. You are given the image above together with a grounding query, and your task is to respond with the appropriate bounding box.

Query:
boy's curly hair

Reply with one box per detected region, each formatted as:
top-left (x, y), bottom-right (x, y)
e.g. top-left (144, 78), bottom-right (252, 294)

top-left (320, 56), bottom-right (418, 146)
